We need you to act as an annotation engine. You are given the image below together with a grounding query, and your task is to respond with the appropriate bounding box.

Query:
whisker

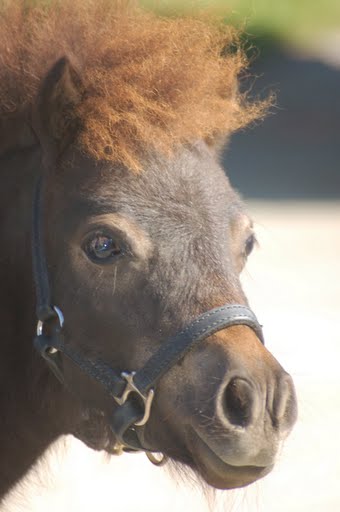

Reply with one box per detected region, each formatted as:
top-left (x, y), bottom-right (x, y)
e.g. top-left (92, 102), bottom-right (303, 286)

top-left (112, 265), bottom-right (118, 297)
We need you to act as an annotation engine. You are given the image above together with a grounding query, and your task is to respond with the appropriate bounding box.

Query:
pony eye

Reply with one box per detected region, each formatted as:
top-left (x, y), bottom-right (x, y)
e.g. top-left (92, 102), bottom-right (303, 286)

top-left (244, 234), bottom-right (256, 257)
top-left (85, 234), bottom-right (123, 263)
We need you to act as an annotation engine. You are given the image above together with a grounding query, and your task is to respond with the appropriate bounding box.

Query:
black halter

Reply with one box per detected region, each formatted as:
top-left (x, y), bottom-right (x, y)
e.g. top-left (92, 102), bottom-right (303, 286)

top-left (32, 176), bottom-right (264, 453)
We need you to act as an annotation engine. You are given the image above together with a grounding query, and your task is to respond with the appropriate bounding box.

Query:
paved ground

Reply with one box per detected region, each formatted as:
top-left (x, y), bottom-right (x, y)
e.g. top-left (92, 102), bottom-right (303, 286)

top-left (3, 200), bottom-right (340, 512)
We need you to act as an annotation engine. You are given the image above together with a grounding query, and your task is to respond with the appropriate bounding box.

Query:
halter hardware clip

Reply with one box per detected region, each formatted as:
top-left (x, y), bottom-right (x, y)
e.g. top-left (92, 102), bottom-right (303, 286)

top-left (114, 371), bottom-right (154, 427)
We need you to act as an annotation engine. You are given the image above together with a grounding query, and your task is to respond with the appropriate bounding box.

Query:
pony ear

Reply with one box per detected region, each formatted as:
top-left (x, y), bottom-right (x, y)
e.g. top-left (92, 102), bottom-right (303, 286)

top-left (32, 56), bottom-right (84, 168)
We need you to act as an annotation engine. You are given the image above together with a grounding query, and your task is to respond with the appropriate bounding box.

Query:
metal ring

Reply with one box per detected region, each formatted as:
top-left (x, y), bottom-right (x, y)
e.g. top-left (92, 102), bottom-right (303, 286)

top-left (36, 305), bottom-right (65, 336)
top-left (53, 306), bottom-right (65, 327)
top-left (146, 451), bottom-right (168, 466)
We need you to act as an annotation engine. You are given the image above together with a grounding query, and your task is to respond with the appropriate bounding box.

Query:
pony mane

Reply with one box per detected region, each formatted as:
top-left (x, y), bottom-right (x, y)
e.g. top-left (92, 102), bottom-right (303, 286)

top-left (0, 0), bottom-right (267, 170)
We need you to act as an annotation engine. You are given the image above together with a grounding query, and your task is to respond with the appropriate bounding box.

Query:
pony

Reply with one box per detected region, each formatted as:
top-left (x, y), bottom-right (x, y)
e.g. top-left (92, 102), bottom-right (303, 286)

top-left (0, 0), bottom-right (297, 501)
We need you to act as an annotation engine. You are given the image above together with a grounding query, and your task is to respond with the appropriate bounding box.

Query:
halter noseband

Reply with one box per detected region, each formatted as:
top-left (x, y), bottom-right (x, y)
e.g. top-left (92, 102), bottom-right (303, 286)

top-left (32, 176), bottom-right (264, 454)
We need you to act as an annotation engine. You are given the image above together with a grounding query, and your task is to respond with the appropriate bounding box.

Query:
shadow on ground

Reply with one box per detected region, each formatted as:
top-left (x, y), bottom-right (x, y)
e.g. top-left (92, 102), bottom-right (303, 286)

top-left (223, 49), bottom-right (340, 199)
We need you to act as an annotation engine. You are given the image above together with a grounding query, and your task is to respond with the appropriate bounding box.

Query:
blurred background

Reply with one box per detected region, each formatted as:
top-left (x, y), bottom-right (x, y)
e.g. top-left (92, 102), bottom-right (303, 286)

top-left (143, 0), bottom-right (340, 198)
top-left (3, 1), bottom-right (340, 511)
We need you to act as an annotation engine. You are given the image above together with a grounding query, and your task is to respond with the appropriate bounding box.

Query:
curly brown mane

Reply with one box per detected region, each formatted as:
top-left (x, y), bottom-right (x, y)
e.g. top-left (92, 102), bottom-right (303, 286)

top-left (0, 0), bottom-right (267, 169)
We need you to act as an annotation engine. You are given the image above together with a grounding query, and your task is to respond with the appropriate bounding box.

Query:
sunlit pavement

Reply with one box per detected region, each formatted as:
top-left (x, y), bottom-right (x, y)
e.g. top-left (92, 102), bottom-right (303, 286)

top-left (3, 201), bottom-right (340, 512)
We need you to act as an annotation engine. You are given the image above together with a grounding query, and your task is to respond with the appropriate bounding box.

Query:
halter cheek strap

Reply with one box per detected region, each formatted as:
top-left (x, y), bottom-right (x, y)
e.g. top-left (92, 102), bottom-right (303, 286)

top-left (32, 177), bottom-right (264, 453)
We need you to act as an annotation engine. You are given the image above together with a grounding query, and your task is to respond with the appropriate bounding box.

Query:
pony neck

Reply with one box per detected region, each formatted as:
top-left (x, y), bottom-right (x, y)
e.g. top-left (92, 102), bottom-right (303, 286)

top-left (0, 125), bottom-right (71, 501)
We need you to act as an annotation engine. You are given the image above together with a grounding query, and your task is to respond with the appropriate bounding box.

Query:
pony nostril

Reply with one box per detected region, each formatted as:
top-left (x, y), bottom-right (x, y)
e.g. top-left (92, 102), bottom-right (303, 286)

top-left (222, 378), bottom-right (255, 428)
top-left (273, 375), bottom-right (297, 429)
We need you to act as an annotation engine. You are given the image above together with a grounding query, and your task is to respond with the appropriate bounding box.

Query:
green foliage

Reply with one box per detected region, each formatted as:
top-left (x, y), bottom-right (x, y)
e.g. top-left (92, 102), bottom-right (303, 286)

top-left (141, 0), bottom-right (340, 47)
top-left (2, 1), bottom-right (339, 48)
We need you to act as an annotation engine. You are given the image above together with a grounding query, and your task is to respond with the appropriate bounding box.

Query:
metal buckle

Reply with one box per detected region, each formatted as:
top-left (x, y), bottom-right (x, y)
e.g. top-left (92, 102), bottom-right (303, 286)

top-left (114, 371), bottom-right (155, 427)
top-left (36, 305), bottom-right (64, 354)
